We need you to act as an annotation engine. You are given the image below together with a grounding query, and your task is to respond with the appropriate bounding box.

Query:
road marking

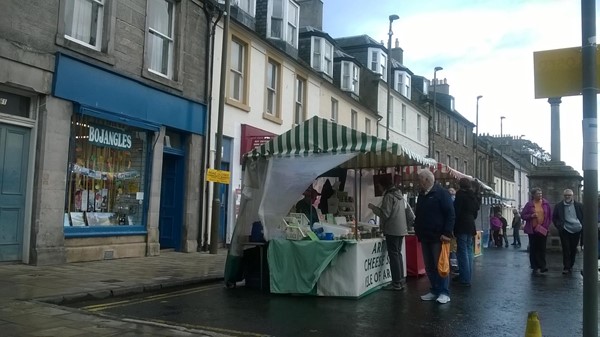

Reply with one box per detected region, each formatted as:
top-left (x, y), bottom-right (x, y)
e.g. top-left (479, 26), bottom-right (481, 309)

top-left (124, 317), bottom-right (272, 337)
top-left (82, 284), bottom-right (222, 312)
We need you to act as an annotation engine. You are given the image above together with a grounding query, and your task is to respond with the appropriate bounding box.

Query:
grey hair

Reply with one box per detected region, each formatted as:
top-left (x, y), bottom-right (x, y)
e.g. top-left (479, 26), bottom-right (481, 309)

top-left (530, 187), bottom-right (542, 199)
top-left (418, 169), bottom-right (435, 183)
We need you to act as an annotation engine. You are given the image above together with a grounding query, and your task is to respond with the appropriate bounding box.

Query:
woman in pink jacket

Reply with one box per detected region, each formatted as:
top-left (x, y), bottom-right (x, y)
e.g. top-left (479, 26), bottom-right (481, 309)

top-left (521, 187), bottom-right (553, 274)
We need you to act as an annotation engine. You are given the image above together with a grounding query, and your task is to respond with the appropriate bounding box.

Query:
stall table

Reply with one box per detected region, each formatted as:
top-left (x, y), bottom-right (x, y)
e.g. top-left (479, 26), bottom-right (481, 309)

top-left (267, 238), bottom-right (397, 298)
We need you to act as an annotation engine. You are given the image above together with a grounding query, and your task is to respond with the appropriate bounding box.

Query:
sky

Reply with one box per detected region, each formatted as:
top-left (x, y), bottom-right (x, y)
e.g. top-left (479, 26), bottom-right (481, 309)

top-left (322, 0), bottom-right (595, 176)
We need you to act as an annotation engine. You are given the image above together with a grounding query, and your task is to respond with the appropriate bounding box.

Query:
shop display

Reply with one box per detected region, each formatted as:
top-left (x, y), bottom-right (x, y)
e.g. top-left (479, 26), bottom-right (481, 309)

top-left (64, 115), bottom-right (147, 228)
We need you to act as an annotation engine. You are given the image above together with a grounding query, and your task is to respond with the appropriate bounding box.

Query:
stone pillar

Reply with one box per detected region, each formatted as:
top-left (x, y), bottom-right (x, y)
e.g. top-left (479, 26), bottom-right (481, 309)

top-left (528, 161), bottom-right (583, 250)
top-left (548, 97), bottom-right (562, 162)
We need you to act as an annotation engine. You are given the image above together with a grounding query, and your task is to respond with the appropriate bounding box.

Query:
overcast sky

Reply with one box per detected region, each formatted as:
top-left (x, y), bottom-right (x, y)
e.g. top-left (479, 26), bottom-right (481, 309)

top-left (323, 0), bottom-right (595, 175)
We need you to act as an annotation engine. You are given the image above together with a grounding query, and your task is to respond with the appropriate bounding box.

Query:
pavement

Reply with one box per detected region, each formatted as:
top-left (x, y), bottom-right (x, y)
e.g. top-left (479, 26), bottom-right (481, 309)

top-left (0, 249), bottom-right (228, 337)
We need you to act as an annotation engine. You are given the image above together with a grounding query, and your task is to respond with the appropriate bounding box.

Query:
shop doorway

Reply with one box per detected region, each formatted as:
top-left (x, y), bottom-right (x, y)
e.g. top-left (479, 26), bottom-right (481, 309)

top-left (159, 152), bottom-right (184, 250)
top-left (0, 123), bottom-right (30, 261)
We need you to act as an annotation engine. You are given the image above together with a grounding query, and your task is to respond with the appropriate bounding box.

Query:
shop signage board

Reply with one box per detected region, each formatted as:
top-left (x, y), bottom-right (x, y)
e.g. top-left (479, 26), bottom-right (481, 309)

top-left (240, 124), bottom-right (276, 160)
top-left (206, 168), bottom-right (230, 184)
top-left (88, 124), bottom-right (132, 150)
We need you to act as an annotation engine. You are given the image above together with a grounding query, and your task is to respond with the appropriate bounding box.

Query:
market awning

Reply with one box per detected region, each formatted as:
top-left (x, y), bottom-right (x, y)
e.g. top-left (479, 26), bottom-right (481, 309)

top-left (245, 116), bottom-right (436, 168)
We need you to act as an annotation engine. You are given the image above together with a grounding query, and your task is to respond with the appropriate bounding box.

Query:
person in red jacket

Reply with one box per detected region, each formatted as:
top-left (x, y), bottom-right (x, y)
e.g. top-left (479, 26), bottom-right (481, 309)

top-left (521, 187), bottom-right (553, 274)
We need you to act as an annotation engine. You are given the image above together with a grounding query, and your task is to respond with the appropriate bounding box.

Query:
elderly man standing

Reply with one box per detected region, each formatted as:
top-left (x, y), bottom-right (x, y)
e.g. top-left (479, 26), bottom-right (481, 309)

top-left (552, 189), bottom-right (583, 274)
top-left (414, 169), bottom-right (455, 304)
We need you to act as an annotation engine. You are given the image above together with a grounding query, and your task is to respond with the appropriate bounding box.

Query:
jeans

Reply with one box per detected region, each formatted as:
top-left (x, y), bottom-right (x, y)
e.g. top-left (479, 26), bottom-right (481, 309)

top-left (456, 234), bottom-right (474, 284)
top-left (421, 241), bottom-right (450, 296)
top-left (385, 235), bottom-right (405, 286)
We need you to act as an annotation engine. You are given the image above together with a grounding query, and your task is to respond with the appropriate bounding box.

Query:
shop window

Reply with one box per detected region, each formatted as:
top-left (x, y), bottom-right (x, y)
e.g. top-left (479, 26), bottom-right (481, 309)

top-left (64, 115), bottom-right (148, 232)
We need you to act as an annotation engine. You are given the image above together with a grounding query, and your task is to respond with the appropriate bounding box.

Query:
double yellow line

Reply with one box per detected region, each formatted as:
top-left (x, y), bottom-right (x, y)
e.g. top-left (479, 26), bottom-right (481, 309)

top-left (81, 284), bottom-right (270, 336)
top-left (82, 284), bottom-right (222, 312)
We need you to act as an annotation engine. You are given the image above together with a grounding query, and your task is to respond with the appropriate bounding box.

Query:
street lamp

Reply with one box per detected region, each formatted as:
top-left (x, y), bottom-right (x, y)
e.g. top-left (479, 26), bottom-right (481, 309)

top-left (499, 116), bottom-right (506, 202)
top-left (430, 66), bottom-right (443, 157)
top-left (385, 14), bottom-right (399, 141)
top-left (517, 134), bottom-right (525, 210)
top-left (474, 95), bottom-right (483, 178)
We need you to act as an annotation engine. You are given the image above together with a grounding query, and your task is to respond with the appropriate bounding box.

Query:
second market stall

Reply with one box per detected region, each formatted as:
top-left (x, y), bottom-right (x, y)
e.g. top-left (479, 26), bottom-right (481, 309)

top-left (224, 116), bottom-right (436, 298)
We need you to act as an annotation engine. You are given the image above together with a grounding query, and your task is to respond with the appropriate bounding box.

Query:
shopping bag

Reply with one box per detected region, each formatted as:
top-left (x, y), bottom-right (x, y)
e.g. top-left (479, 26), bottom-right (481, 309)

top-left (534, 225), bottom-right (548, 236)
top-left (437, 241), bottom-right (451, 277)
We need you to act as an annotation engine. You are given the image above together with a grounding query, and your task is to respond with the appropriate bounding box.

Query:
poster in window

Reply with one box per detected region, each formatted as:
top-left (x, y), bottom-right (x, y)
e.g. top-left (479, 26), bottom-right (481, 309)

top-left (70, 212), bottom-right (86, 226)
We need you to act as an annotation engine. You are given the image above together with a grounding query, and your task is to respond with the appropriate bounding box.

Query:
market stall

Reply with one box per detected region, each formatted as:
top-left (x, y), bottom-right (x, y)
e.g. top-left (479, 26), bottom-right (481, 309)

top-left (224, 116), bottom-right (435, 297)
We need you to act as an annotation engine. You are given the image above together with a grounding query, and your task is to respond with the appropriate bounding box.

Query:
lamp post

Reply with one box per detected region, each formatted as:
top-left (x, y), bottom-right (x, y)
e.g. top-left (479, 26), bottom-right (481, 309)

top-left (385, 14), bottom-right (399, 141)
top-left (499, 116), bottom-right (506, 202)
top-left (517, 134), bottom-right (525, 210)
top-left (430, 66), bottom-right (443, 157)
top-left (474, 95), bottom-right (482, 178)
top-left (210, 0), bottom-right (231, 254)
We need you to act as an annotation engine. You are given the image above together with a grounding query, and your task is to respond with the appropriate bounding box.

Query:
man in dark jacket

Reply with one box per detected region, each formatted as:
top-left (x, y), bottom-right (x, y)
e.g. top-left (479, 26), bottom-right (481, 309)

top-left (414, 169), bottom-right (455, 304)
top-left (452, 178), bottom-right (480, 286)
top-left (552, 189), bottom-right (583, 274)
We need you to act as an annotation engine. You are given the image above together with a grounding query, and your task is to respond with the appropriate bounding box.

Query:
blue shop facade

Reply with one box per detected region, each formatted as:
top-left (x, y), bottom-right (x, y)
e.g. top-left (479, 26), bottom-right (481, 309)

top-left (51, 54), bottom-right (206, 262)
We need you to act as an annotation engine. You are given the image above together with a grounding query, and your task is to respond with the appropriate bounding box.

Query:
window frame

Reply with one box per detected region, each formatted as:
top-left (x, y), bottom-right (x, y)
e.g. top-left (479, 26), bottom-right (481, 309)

top-left (463, 125), bottom-right (468, 145)
top-left (367, 47), bottom-right (386, 80)
top-left (401, 104), bottom-right (407, 133)
top-left (416, 115), bottom-right (422, 142)
top-left (351, 109), bottom-right (358, 129)
top-left (227, 34), bottom-right (251, 111)
top-left (341, 61), bottom-right (360, 94)
top-left (445, 116), bottom-right (451, 138)
top-left (263, 56), bottom-right (283, 123)
top-left (311, 37), bottom-right (334, 77)
top-left (294, 74), bottom-right (307, 125)
top-left (235, 0), bottom-right (256, 16)
top-left (142, 0), bottom-right (184, 90)
top-left (331, 98), bottom-right (338, 123)
top-left (365, 118), bottom-right (371, 135)
top-left (454, 120), bottom-right (459, 141)
top-left (56, 0), bottom-right (117, 64)
top-left (268, 0), bottom-right (299, 48)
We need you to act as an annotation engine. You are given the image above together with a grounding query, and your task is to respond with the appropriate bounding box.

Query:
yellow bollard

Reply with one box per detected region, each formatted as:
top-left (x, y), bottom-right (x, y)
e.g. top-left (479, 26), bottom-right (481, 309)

top-left (525, 311), bottom-right (542, 337)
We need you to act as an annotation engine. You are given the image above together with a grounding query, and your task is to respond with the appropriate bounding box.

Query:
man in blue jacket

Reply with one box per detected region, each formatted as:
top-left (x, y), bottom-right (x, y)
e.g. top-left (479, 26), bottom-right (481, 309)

top-left (414, 169), bottom-right (455, 304)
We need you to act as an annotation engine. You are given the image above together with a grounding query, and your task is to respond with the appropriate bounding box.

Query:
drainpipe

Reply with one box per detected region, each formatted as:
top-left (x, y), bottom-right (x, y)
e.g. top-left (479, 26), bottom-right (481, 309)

top-left (200, 2), bottom-right (223, 251)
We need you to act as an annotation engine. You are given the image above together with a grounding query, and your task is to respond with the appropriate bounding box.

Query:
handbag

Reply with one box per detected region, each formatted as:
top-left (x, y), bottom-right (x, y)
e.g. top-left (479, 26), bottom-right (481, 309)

top-left (534, 225), bottom-right (548, 236)
top-left (437, 241), bottom-right (451, 277)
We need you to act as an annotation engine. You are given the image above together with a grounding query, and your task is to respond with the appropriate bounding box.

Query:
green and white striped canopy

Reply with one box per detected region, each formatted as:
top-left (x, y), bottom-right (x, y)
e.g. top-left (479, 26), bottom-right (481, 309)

top-left (245, 116), bottom-right (436, 169)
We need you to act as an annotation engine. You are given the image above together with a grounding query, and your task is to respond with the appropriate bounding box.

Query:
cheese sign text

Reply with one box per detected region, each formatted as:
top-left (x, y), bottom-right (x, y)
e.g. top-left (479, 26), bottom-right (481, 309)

top-left (88, 125), bottom-right (132, 150)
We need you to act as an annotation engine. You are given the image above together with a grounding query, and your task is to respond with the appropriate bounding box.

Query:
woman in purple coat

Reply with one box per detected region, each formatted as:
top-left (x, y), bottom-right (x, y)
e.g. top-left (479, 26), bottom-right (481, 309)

top-left (520, 187), bottom-right (553, 273)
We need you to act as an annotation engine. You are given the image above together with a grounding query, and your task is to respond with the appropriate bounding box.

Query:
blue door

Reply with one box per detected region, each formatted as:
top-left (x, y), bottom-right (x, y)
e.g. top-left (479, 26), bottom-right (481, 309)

top-left (159, 153), bottom-right (184, 250)
top-left (0, 123), bottom-right (30, 261)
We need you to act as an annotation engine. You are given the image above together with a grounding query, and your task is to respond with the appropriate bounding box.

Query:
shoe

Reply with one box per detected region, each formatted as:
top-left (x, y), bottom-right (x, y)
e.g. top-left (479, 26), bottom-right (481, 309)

top-left (562, 269), bottom-right (569, 275)
top-left (436, 294), bottom-right (451, 304)
top-left (383, 283), bottom-right (404, 291)
top-left (532, 268), bottom-right (539, 274)
top-left (505, 244), bottom-right (509, 248)
top-left (511, 243), bottom-right (516, 246)
top-left (420, 292), bottom-right (437, 301)
top-left (540, 268), bottom-right (548, 273)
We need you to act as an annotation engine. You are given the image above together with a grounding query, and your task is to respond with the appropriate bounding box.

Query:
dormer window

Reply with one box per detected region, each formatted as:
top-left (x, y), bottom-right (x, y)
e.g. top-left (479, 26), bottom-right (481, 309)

top-left (268, 0), bottom-right (299, 47)
top-left (341, 61), bottom-right (360, 94)
top-left (394, 71), bottom-right (411, 99)
top-left (311, 37), bottom-right (333, 77)
top-left (368, 48), bottom-right (386, 80)
top-left (234, 0), bottom-right (255, 16)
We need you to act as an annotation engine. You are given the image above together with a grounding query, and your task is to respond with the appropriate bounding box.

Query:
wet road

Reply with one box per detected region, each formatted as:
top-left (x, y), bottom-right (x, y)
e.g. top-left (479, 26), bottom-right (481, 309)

top-left (69, 236), bottom-right (596, 337)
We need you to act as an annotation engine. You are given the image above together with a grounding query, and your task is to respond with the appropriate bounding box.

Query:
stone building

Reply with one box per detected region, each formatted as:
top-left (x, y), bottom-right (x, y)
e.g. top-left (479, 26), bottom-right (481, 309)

top-left (0, 0), bottom-right (215, 264)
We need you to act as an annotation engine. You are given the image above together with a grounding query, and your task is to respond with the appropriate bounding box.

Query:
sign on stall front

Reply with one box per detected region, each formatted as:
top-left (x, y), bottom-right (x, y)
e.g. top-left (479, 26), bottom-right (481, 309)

top-left (206, 168), bottom-right (230, 184)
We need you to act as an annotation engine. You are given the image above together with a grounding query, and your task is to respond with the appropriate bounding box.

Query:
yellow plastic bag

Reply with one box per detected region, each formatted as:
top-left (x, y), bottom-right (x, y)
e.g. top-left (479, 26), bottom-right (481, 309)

top-left (437, 241), bottom-right (450, 277)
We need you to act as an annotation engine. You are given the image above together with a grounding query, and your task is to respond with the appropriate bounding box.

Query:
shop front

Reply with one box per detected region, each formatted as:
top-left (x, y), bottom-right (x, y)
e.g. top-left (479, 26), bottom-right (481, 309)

top-left (51, 53), bottom-right (206, 263)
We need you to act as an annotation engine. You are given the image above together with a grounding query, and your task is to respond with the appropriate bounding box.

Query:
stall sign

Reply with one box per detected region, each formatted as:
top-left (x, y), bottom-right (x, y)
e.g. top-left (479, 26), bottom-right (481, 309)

top-left (240, 124), bottom-right (276, 160)
top-left (88, 125), bottom-right (132, 150)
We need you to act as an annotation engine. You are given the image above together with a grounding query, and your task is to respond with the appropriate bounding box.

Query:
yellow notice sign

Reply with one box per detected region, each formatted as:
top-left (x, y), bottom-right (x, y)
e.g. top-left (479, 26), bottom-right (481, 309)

top-left (533, 46), bottom-right (600, 99)
top-left (206, 168), bottom-right (230, 184)
top-left (533, 47), bottom-right (582, 99)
